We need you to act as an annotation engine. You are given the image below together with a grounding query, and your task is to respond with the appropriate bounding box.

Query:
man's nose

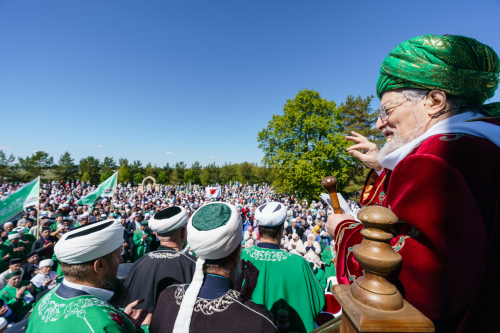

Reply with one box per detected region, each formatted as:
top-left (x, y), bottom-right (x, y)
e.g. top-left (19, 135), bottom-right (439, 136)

top-left (375, 116), bottom-right (385, 131)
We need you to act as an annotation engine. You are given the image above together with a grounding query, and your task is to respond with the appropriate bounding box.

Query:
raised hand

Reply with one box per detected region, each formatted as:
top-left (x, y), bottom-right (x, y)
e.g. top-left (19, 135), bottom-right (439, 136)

top-left (346, 131), bottom-right (383, 171)
top-left (124, 298), bottom-right (150, 328)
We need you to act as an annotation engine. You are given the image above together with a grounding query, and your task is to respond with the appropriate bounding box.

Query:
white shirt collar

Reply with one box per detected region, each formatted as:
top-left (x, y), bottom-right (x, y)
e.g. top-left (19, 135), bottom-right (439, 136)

top-left (62, 278), bottom-right (114, 301)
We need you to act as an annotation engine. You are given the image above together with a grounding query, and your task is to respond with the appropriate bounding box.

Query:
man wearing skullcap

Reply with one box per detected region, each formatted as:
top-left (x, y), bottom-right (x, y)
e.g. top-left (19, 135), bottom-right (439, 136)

top-left (5, 233), bottom-right (27, 262)
top-left (0, 270), bottom-right (35, 320)
top-left (150, 202), bottom-right (277, 333)
top-left (241, 202), bottom-right (325, 333)
top-left (27, 219), bottom-right (152, 332)
top-left (30, 228), bottom-right (58, 260)
top-left (9, 227), bottom-right (36, 252)
top-left (30, 258), bottom-right (58, 292)
top-left (21, 253), bottom-right (39, 281)
top-left (132, 220), bottom-right (152, 262)
top-left (125, 206), bottom-right (197, 309)
top-left (0, 259), bottom-right (25, 290)
top-left (328, 34), bottom-right (500, 332)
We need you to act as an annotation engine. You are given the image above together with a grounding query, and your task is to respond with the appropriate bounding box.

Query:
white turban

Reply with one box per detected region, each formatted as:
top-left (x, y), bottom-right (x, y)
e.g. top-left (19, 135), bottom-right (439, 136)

top-left (148, 206), bottom-right (188, 234)
top-left (4, 222), bottom-right (13, 227)
top-left (39, 259), bottom-right (54, 268)
top-left (255, 202), bottom-right (287, 227)
top-left (8, 232), bottom-right (20, 240)
top-left (173, 202), bottom-right (242, 333)
top-left (13, 227), bottom-right (25, 235)
top-left (54, 219), bottom-right (124, 264)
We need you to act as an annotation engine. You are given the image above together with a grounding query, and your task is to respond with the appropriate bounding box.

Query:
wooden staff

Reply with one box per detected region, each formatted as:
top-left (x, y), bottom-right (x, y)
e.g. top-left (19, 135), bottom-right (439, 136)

top-left (322, 176), bottom-right (342, 214)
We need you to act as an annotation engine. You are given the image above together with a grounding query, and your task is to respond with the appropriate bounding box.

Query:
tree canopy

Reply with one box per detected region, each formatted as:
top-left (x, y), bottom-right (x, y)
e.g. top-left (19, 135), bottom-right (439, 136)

top-left (258, 89), bottom-right (351, 201)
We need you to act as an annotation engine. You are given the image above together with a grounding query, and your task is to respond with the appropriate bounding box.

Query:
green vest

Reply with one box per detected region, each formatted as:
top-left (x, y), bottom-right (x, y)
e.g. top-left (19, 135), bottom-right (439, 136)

top-left (27, 286), bottom-right (145, 333)
top-left (241, 245), bottom-right (325, 333)
top-left (321, 246), bottom-right (337, 291)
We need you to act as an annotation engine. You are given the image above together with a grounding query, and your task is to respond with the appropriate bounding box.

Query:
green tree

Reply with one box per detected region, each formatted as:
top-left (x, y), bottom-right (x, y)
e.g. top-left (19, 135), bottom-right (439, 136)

top-left (118, 158), bottom-right (129, 167)
top-left (340, 95), bottom-right (384, 199)
top-left (18, 151), bottom-right (54, 180)
top-left (162, 163), bottom-right (173, 183)
top-left (118, 164), bottom-right (131, 184)
top-left (172, 162), bottom-right (186, 183)
top-left (157, 171), bottom-right (167, 184)
top-left (144, 163), bottom-right (154, 177)
top-left (79, 156), bottom-right (101, 185)
top-left (101, 157), bottom-right (117, 173)
top-left (54, 152), bottom-right (78, 181)
top-left (220, 163), bottom-right (237, 184)
top-left (0, 150), bottom-right (16, 182)
top-left (100, 170), bottom-right (114, 183)
top-left (133, 172), bottom-right (144, 184)
top-left (200, 163), bottom-right (220, 185)
top-left (130, 161), bottom-right (143, 179)
top-left (238, 162), bottom-right (255, 184)
top-left (254, 164), bottom-right (274, 185)
top-left (257, 89), bottom-right (351, 201)
top-left (191, 162), bottom-right (202, 177)
top-left (184, 169), bottom-right (201, 184)
top-left (81, 171), bottom-right (91, 183)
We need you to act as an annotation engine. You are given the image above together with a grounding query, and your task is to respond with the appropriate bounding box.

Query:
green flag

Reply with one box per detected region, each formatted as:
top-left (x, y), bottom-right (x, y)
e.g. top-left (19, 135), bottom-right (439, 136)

top-left (77, 171), bottom-right (118, 207)
top-left (0, 177), bottom-right (40, 225)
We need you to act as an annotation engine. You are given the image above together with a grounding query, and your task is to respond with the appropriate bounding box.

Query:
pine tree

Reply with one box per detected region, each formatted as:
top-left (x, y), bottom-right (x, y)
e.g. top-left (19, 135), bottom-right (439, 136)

top-left (0, 150), bottom-right (16, 182)
top-left (79, 156), bottom-right (101, 185)
top-left (55, 152), bottom-right (78, 181)
top-left (101, 157), bottom-right (117, 173)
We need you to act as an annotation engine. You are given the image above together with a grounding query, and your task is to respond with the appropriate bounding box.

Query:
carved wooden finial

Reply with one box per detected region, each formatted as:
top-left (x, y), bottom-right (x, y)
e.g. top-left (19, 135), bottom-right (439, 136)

top-left (350, 206), bottom-right (404, 311)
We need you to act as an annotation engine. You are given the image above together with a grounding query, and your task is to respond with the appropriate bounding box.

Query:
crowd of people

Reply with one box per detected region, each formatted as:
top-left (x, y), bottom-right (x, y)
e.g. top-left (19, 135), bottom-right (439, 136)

top-left (0, 180), bottom-right (358, 331)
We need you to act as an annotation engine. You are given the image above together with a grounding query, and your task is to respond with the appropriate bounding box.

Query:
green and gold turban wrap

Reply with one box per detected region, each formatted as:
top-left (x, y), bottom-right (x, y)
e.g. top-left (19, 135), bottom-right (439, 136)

top-left (376, 34), bottom-right (500, 119)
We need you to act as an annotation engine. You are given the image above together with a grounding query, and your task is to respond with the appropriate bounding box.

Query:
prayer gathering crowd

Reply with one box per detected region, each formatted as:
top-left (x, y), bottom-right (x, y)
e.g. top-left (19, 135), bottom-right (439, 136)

top-left (0, 33), bottom-right (499, 333)
top-left (0, 180), bottom-right (355, 332)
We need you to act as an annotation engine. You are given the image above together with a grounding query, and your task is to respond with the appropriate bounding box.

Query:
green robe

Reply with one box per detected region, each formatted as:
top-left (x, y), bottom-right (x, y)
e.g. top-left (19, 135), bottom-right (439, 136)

top-left (0, 283), bottom-right (36, 319)
top-left (0, 244), bottom-right (13, 273)
top-left (321, 246), bottom-right (336, 292)
top-left (27, 286), bottom-right (147, 333)
top-left (133, 229), bottom-right (152, 262)
top-left (313, 267), bottom-right (326, 291)
top-left (241, 245), bottom-right (325, 333)
top-left (5, 241), bottom-right (28, 262)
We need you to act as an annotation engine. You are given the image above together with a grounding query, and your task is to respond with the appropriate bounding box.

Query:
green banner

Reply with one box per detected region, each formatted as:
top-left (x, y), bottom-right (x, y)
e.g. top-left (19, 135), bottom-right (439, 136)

top-left (77, 171), bottom-right (118, 207)
top-left (0, 177), bottom-right (40, 225)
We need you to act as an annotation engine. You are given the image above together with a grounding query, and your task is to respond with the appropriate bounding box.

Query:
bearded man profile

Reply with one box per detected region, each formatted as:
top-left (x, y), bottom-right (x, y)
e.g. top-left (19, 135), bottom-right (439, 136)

top-left (326, 35), bottom-right (500, 333)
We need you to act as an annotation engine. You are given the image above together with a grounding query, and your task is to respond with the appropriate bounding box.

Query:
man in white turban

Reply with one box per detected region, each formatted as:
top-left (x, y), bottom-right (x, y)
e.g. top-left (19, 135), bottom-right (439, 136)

top-left (241, 202), bottom-right (325, 333)
top-left (149, 202), bottom-right (278, 333)
top-left (125, 206), bottom-right (197, 309)
top-left (26, 219), bottom-right (152, 333)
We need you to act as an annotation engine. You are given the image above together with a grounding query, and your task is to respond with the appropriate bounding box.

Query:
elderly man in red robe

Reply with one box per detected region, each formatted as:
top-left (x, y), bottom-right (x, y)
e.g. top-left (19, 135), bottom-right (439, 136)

top-left (327, 34), bottom-right (500, 333)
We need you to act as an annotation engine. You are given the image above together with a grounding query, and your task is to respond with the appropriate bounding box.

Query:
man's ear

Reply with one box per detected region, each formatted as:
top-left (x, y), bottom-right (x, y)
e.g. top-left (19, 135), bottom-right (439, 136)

top-left (426, 90), bottom-right (448, 116)
top-left (93, 258), bottom-right (105, 275)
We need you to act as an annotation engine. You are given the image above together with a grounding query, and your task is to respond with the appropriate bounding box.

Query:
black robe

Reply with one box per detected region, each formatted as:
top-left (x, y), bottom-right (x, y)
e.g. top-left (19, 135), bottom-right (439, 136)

top-left (150, 274), bottom-right (278, 333)
top-left (124, 245), bottom-right (197, 309)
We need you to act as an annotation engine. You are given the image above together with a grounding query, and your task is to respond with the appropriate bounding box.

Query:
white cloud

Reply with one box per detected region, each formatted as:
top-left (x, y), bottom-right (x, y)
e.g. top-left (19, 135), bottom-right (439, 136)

top-left (89, 145), bottom-right (93, 147)
top-left (0, 146), bottom-right (11, 149)
top-left (98, 145), bottom-right (102, 148)
top-left (31, 150), bottom-right (38, 153)
top-left (210, 156), bottom-right (218, 158)
top-left (101, 154), bottom-right (105, 156)
top-left (165, 152), bottom-right (176, 155)
top-left (47, 146), bottom-right (52, 149)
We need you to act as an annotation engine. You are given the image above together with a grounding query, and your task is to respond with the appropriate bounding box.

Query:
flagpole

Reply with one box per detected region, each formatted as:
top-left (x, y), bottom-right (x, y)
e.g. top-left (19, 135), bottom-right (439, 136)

top-left (36, 175), bottom-right (40, 240)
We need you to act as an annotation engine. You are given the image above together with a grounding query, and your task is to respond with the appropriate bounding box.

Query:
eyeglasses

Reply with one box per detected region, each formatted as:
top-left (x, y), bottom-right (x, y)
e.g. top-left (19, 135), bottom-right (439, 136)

top-left (379, 98), bottom-right (406, 121)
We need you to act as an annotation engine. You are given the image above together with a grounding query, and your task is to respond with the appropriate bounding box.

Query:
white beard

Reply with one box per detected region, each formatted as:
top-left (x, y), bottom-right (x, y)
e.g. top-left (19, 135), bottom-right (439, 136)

top-left (377, 108), bottom-right (425, 162)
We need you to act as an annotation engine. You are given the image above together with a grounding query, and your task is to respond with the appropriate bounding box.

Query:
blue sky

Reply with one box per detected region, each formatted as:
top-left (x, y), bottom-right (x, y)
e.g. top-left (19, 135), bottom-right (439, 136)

top-left (1, 0), bottom-right (499, 168)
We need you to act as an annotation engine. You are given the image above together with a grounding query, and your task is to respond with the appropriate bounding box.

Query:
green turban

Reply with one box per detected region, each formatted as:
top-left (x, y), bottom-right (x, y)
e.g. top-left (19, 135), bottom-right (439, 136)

top-left (377, 35), bottom-right (500, 119)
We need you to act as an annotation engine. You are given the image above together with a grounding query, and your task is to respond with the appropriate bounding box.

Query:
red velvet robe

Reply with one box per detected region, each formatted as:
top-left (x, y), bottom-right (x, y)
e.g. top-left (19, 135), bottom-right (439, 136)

top-left (334, 117), bottom-right (500, 332)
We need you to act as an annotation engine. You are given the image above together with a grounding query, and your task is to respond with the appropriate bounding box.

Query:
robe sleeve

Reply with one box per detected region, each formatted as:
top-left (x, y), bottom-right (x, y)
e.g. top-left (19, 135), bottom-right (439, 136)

top-left (333, 219), bottom-right (363, 285)
top-left (133, 232), bottom-right (142, 247)
top-left (321, 246), bottom-right (333, 265)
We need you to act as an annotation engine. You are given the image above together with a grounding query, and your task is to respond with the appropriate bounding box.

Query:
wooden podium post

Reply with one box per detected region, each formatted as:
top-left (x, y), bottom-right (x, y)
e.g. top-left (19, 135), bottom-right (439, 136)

top-left (312, 206), bottom-right (434, 333)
